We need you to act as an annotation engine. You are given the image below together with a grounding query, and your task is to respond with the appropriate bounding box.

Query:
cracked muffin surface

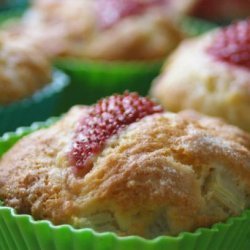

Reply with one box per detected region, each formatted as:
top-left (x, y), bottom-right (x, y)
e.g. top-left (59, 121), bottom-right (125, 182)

top-left (0, 94), bottom-right (250, 238)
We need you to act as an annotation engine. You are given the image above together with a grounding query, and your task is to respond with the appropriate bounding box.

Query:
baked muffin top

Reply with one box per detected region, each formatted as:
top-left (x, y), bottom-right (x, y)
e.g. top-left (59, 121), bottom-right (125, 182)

top-left (151, 19), bottom-right (250, 132)
top-left (8, 0), bottom-right (183, 60)
top-left (0, 32), bottom-right (52, 105)
top-left (0, 93), bottom-right (250, 238)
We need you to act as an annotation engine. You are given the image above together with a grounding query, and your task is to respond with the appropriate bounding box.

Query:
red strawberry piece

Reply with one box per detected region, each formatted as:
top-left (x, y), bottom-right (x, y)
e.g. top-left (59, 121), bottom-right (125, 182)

top-left (96, 0), bottom-right (168, 29)
top-left (70, 92), bottom-right (163, 176)
top-left (207, 19), bottom-right (250, 69)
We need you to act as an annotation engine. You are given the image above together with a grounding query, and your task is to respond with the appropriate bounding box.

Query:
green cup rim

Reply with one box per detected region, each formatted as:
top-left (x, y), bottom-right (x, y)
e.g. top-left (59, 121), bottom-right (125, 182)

top-left (0, 1), bottom-right (28, 12)
top-left (55, 58), bottom-right (164, 72)
top-left (0, 70), bottom-right (70, 113)
top-left (179, 16), bottom-right (218, 36)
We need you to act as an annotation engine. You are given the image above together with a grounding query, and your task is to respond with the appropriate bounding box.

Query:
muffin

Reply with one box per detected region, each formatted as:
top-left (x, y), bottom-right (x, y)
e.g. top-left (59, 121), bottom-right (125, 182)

top-left (0, 92), bottom-right (250, 240)
top-left (151, 19), bottom-right (250, 132)
top-left (19, 0), bottom-right (183, 61)
top-left (0, 32), bottom-right (51, 105)
top-left (0, 31), bottom-right (69, 134)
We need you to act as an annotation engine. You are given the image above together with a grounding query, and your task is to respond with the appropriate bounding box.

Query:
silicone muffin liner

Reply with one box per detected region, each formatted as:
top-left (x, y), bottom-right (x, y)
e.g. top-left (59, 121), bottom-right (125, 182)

top-left (180, 16), bottom-right (218, 36)
top-left (55, 59), bottom-right (163, 109)
top-left (0, 122), bottom-right (250, 250)
top-left (0, 4), bottom-right (26, 20)
top-left (0, 70), bottom-right (69, 135)
top-left (0, 1), bottom-right (28, 12)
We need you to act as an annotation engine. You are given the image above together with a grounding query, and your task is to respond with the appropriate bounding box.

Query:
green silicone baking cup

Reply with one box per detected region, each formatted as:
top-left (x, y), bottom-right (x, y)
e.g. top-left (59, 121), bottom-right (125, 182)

top-left (55, 59), bottom-right (163, 109)
top-left (0, 1), bottom-right (28, 12)
top-left (0, 4), bottom-right (26, 22)
top-left (0, 70), bottom-right (69, 135)
top-left (179, 16), bottom-right (218, 36)
top-left (0, 122), bottom-right (250, 250)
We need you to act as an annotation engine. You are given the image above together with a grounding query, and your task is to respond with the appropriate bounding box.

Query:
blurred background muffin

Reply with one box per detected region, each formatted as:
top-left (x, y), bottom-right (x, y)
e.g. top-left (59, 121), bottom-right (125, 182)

top-left (151, 19), bottom-right (250, 132)
top-left (0, 0), bottom-right (28, 10)
top-left (18, 0), bottom-right (183, 61)
top-left (0, 32), bottom-right (51, 105)
top-left (0, 31), bottom-right (69, 135)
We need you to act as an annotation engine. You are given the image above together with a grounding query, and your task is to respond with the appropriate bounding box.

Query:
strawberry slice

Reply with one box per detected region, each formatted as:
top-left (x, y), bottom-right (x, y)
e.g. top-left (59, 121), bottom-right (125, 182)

top-left (207, 19), bottom-right (250, 69)
top-left (70, 92), bottom-right (163, 175)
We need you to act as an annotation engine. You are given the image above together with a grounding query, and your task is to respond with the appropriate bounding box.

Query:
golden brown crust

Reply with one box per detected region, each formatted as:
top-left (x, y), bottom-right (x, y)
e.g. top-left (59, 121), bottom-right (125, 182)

top-left (0, 32), bottom-right (52, 105)
top-left (8, 0), bottom-right (183, 61)
top-left (0, 108), bottom-right (250, 237)
top-left (151, 31), bottom-right (250, 132)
